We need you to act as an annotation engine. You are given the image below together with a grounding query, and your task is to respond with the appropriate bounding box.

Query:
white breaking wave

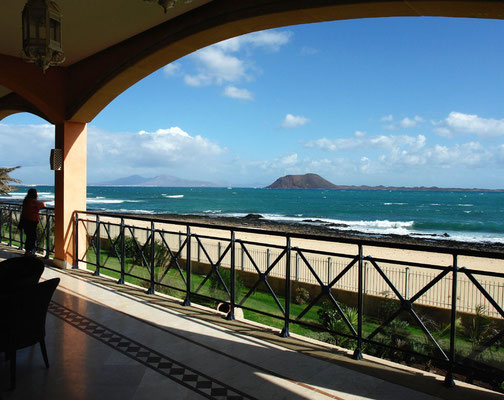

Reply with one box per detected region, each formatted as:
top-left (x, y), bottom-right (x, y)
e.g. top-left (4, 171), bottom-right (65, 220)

top-left (87, 199), bottom-right (125, 204)
top-left (99, 208), bottom-right (155, 214)
top-left (162, 194), bottom-right (184, 199)
top-left (411, 232), bottom-right (504, 244)
top-left (214, 212), bottom-right (416, 236)
top-left (0, 191), bottom-right (54, 201)
top-left (384, 203), bottom-right (407, 205)
top-left (86, 197), bottom-right (142, 204)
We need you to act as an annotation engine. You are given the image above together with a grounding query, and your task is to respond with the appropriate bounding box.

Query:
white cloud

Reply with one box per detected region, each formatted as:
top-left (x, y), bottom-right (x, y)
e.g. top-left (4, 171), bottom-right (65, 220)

top-left (306, 137), bottom-right (363, 151)
top-left (281, 114), bottom-right (309, 129)
top-left (436, 111), bottom-right (504, 138)
top-left (434, 127), bottom-right (452, 137)
top-left (399, 116), bottom-right (423, 128)
top-left (0, 123), bottom-right (53, 167)
top-left (280, 153), bottom-right (298, 165)
top-left (122, 127), bottom-right (224, 165)
top-left (223, 86), bottom-right (254, 101)
top-left (306, 133), bottom-right (426, 152)
top-left (0, 123), bottom-right (227, 183)
top-left (383, 115), bottom-right (423, 129)
top-left (178, 29), bottom-right (291, 96)
top-left (216, 30), bottom-right (292, 53)
top-left (163, 63), bottom-right (181, 77)
top-left (184, 47), bottom-right (245, 87)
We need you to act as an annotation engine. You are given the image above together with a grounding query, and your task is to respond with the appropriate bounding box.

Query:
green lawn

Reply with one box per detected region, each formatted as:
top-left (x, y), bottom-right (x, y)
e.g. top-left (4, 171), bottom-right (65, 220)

top-left (84, 250), bottom-right (504, 365)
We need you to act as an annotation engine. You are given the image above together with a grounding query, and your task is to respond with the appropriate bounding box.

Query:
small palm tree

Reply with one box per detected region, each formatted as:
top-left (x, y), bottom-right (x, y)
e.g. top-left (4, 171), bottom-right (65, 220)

top-left (0, 166), bottom-right (21, 195)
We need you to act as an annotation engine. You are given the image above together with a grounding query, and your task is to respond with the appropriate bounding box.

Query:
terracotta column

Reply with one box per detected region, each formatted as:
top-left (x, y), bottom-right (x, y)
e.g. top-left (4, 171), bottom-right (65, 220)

top-left (54, 122), bottom-right (87, 269)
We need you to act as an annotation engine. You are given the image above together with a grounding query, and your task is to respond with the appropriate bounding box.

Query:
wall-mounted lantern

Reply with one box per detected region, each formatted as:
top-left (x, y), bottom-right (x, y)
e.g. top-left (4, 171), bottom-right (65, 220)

top-left (22, 0), bottom-right (65, 72)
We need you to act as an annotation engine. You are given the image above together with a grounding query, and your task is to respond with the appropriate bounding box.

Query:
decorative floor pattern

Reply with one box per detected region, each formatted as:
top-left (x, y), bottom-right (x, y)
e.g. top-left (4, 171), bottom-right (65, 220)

top-left (48, 300), bottom-right (257, 400)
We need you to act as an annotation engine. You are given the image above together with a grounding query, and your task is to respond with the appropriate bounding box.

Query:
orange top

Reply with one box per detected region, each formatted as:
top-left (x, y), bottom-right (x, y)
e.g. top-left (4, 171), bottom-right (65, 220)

top-left (22, 198), bottom-right (46, 222)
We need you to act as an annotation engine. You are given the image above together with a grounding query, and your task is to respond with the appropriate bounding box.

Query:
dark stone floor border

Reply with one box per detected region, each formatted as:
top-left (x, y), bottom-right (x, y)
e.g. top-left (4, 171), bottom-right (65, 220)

top-left (49, 300), bottom-right (256, 400)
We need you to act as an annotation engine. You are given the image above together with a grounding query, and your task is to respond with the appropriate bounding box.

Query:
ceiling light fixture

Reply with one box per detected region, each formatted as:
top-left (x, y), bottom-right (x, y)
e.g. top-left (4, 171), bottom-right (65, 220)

top-left (21, 0), bottom-right (65, 72)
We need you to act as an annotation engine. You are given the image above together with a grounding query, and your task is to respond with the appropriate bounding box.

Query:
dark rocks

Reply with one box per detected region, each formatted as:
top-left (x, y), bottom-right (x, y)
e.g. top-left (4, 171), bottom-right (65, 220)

top-left (243, 214), bottom-right (263, 220)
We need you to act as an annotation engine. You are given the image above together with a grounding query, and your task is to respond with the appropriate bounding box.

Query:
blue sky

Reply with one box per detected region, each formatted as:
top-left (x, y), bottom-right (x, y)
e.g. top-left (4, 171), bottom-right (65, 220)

top-left (2, 17), bottom-right (504, 188)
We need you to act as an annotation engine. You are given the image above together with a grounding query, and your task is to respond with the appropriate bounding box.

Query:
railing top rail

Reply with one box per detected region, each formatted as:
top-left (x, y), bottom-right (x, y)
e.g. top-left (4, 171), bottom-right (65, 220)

top-left (75, 209), bottom-right (504, 260)
top-left (0, 201), bottom-right (55, 211)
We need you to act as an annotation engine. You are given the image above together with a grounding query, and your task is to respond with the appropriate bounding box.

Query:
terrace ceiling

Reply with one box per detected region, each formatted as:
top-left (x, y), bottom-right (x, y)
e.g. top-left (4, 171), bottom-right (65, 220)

top-left (1, 0), bottom-right (504, 124)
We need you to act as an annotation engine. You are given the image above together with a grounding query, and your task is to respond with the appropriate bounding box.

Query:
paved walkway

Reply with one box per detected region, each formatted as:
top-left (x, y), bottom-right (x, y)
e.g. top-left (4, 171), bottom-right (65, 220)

top-left (0, 246), bottom-right (502, 399)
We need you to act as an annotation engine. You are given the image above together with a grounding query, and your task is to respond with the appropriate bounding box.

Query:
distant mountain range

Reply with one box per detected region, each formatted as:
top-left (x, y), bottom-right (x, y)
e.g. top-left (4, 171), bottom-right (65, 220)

top-left (94, 175), bottom-right (221, 187)
top-left (266, 173), bottom-right (504, 191)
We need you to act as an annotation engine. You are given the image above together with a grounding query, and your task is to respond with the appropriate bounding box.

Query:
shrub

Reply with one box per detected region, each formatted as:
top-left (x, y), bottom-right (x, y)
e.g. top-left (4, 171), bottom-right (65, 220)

top-left (115, 236), bottom-right (176, 270)
top-left (317, 300), bottom-right (358, 348)
top-left (294, 287), bottom-right (310, 305)
top-left (208, 268), bottom-right (245, 297)
top-left (462, 305), bottom-right (498, 353)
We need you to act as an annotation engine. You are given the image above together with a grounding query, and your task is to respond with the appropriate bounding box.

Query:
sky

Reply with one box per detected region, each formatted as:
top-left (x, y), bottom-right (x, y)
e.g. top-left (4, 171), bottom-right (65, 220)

top-left (1, 17), bottom-right (504, 189)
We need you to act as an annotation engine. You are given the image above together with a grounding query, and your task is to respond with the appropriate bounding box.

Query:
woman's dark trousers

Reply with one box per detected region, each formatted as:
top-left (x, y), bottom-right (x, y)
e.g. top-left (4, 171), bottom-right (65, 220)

top-left (24, 220), bottom-right (38, 253)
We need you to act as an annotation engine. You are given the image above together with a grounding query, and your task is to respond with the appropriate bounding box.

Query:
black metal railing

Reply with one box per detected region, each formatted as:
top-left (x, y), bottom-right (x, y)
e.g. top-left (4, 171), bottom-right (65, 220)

top-left (3, 203), bottom-right (502, 389)
top-left (0, 201), bottom-right (55, 257)
top-left (73, 210), bottom-right (504, 389)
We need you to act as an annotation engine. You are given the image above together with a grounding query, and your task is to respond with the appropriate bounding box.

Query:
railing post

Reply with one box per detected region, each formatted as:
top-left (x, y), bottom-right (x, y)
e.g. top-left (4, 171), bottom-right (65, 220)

top-left (218, 241), bottom-right (222, 261)
top-left (146, 220), bottom-right (155, 294)
top-left (72, 213), bottom-right (79, 268)
top-left (267, 248), bottom-right (270, 268)
top-left (44, 210), bottom-right (50, 258)
top-left (18, 207), bottom-right (24, 250)
top-left (295, 253), bottom-right (300, 281)
top-left (197, 240), bottom-right (201, 263)
top-left (444, 254), bottom-right (458, 387)
top-left (183, 226), bottom-right (192, 306)
top-left (227, 231), bottom-right (236, 321)
top-left (353, 244), bottom-right (364, 360)
top-left (327, 257), bottom-right (332, 284)
top-left (363, 261), bottom-right (368, 294)
top-left (93, 215), bottom-right (101, 276)
top-left (281, 236), bottom-right (291, 337)
top-left (405, 266), bottom-right (410, 299)
top-left (8, 207), bottom-right (13, 246)
top-left (118, 218), bottom-right (125, 284)
top-left (0, 206), bottom-right (3, 242)
top-left (241, 246), bottom-right (244, 271)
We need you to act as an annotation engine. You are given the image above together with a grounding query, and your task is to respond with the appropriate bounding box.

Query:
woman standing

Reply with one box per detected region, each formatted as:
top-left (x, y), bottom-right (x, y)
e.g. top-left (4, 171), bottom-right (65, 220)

top-left (20, 188), bottom-right (46, 256)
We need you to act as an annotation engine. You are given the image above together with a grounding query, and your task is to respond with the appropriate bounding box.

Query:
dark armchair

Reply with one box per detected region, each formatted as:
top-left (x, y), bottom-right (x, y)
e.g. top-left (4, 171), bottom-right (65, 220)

top-left (0, 256), bottom-right (45, 294)
top-left (0, 277), bottom-right (60, 389)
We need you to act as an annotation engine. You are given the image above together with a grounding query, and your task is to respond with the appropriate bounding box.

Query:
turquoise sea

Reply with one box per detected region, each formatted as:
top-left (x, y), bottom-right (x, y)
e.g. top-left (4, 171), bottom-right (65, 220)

top-left (2, 186), bottom-right (504, 244)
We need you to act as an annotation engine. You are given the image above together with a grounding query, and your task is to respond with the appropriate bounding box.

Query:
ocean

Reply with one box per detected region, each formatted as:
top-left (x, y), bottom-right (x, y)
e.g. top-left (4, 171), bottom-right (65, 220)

top-left (2, 186), bottom-right (504, 244)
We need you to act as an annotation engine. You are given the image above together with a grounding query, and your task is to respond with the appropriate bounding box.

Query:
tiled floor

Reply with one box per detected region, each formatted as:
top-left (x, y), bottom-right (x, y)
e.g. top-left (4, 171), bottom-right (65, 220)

top-left (0, 246), bottom-right (502, 400)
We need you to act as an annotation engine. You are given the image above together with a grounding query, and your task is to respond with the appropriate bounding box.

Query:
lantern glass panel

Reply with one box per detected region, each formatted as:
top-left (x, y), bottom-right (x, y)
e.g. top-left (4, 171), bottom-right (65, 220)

top-left (49, 18), bottom-right (60, 42)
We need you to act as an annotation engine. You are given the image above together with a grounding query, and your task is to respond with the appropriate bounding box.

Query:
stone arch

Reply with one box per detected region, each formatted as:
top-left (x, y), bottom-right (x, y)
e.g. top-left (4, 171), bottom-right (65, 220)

top-left (66, 0), bottom-right (504, 123)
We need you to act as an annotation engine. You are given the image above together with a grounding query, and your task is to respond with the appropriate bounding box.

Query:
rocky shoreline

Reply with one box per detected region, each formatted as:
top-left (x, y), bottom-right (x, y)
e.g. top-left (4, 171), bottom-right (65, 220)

top-left (118, 211), bottom-right (504, 254)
